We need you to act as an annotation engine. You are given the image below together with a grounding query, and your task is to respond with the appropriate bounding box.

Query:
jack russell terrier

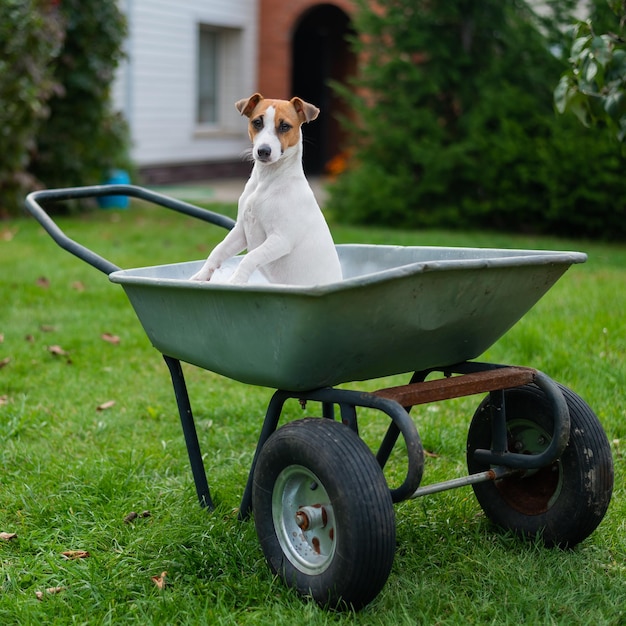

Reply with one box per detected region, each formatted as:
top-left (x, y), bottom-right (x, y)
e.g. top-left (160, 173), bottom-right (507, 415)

top-left (190, 93), bottom-right (342, 286)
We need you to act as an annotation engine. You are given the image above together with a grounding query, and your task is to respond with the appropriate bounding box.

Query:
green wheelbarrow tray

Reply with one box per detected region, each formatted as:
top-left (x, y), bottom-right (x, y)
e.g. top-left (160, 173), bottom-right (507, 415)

top-left (109, 244), bottom-right (586, 390)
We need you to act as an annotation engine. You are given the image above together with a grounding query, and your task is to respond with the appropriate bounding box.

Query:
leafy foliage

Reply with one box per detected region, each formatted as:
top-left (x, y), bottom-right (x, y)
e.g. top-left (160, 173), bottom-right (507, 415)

top-left (329, 0), bottom-right (626, 239)
top-left (0, 0), bottom-right (131, 216)
top-left (555, 0), bottom-right (626, 141)
top-left (30, 0), bottom-right (132, 192)
top-left (0, 0), bottom-right (64, 215)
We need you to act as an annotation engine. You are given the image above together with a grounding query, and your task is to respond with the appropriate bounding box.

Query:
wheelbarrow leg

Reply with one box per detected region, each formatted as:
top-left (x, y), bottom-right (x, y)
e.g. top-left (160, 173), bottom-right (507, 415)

top-left (163, 355), bottom-right (214, 510)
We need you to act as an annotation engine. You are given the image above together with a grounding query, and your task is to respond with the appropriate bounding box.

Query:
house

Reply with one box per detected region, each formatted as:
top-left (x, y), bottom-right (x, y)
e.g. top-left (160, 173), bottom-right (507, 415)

top-left (114, 1), bottom-right (588, 184)
top-left (114, 0), bottom-right (355, 183)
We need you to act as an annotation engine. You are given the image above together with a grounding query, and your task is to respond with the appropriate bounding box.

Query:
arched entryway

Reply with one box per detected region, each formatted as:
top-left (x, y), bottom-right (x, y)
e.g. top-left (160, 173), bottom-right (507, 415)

top-left (291, 4), bottom-right (355, 174)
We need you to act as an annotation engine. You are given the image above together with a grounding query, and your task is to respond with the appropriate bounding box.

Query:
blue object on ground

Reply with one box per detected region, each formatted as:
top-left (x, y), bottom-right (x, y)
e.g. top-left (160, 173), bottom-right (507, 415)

top-left (98, 169), bottom-right (130, 209)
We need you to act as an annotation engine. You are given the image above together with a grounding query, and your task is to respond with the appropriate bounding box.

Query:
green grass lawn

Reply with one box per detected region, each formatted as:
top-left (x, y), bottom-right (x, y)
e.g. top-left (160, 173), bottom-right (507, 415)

top-left (1, 196), bottom-right (625, 624)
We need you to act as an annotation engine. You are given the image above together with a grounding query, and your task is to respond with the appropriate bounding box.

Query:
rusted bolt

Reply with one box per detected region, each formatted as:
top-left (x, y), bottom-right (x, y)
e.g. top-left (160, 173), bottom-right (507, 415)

top-left (295, 505), bottom-right (327, 531)
top-left (295, 511), bottom-right (310, 530)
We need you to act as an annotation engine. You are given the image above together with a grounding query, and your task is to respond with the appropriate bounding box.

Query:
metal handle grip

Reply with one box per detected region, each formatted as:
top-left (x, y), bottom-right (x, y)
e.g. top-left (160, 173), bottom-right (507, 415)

top-left (24, 184), bottom-right (236, 275)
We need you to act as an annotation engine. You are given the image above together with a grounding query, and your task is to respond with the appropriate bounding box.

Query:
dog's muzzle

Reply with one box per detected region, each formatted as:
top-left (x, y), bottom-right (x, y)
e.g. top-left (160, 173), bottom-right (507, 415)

top-left (256, 144), bottom-right (272, 162)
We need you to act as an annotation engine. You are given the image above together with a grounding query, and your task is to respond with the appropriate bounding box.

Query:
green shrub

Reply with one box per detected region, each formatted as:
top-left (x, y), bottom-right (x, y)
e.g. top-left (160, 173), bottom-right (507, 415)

top-left (0, 0), bottom-right (64, 216)
top-left (330, 0), bottom-right (626, 239)
top-left (30, 0), bottom-right (132, 192)
top-left (0, 0), bottom-right (131, 216)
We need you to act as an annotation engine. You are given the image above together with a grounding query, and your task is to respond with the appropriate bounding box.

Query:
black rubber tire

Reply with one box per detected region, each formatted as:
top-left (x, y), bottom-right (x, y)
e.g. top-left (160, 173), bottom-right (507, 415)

top-left (252, 418), bottom-right (395, 610)
top-left (467, 383), bottom-right (613, 548)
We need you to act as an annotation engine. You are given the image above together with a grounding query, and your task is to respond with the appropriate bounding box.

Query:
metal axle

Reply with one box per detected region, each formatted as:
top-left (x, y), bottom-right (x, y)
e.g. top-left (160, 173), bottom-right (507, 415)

top-left (410, 467), bottom-right (520, 499)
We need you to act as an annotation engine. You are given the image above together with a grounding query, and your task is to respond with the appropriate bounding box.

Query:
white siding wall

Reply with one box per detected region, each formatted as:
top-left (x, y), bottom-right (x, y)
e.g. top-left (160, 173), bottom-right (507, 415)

top-left (114, 0), bottom-right (257, 167)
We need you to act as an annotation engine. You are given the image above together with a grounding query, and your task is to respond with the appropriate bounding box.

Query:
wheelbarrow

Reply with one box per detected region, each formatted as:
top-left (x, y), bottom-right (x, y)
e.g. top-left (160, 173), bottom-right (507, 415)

top-left (25, 185), bottom-right (614, 610)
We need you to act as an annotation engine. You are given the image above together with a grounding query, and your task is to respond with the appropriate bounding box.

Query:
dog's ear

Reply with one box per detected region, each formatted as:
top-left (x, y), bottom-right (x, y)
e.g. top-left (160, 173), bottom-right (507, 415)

top-left (235, 93), bottom-right (264, 118)
top-left (290, 97), bottom-right (320, 123)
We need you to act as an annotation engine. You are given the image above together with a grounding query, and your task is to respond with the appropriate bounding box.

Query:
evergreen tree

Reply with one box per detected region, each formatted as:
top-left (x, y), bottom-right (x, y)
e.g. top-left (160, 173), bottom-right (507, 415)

top-left (330, 0), bottom-right (626, 239)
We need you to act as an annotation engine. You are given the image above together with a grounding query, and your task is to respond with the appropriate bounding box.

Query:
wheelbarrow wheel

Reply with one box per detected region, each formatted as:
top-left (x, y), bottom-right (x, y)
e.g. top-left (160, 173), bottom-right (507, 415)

top-left (252, 418), bottom-right (395, 610)
top-left (467, 383), bottom-right (613, 548)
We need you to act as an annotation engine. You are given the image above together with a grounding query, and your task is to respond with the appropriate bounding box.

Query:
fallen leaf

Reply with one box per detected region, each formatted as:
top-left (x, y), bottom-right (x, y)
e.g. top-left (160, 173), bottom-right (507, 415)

top-left (0, 333), bottom-right (4, 342)
top-left (424, 450), bottom-right (440, 458)
top-left (0, 532), bottom-right (17, 541)
top-left (151, 571), bottom-right (167, 590)
top-left (36, 277), bottom-right (50, 289)
top-left (40, 325), bottom-right (57, 332)
top-left (71, 281), bottom-right (85, 291)
top-left (35, 586), bottom-right (66, 600)
top-left (124, 510), bottom-right (151, 524)
top-left (47, 345), bottom-right (68, 356)
top-left (0, 396), bottom-right (8, 407)
top-left (62, 550), bottom-right (90, 560)
top-left (101, 333), bottom-right (120, 345)
top-left (25, 334), bottom-right (35, 343)
top-left (46, 345), bottom-right (72, 364)
top-left (1, 228), bottom-right (17, 241)
top-left (96, 400), bottom-right (116, 411)
top-left (0, 357), bottom-right (10, 369)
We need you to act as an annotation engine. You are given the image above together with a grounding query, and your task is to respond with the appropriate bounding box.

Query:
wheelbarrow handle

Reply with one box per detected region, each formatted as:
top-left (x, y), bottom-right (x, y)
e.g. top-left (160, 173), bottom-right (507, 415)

top-left (24, 184), bottom-right (236, 276)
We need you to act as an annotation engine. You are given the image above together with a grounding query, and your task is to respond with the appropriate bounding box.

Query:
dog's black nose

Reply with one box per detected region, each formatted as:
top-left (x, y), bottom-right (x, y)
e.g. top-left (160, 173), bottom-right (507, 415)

top-left (257, 144), bottom-right (272, 161)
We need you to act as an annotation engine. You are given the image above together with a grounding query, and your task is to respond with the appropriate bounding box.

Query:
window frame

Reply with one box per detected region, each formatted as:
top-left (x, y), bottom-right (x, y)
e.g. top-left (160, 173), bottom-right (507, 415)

top-left (196, 23), bottom-right (243, 135)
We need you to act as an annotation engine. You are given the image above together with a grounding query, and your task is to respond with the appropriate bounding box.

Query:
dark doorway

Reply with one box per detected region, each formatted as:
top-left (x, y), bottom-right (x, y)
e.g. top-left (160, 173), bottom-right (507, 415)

top-left (291, 4), bottom-right (355, 174)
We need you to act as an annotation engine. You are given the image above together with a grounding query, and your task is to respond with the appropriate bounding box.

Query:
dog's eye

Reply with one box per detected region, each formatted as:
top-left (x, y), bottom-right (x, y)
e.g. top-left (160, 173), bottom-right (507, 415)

top-left (251, 118), bottom-right (263, 130)
top-left (278, 121), bottom-right (292, 133)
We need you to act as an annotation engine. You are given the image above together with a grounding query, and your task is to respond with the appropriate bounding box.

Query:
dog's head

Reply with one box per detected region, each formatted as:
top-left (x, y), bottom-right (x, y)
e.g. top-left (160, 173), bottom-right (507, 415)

top-left (235, 93), bottom-right (320, 164)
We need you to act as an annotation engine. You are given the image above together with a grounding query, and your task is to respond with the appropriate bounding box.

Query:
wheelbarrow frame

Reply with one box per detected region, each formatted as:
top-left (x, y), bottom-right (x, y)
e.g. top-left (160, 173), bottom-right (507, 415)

top-left (24, 185), bottom-right (612, 610)
top-left (24, 184), bottom-right (569, 507)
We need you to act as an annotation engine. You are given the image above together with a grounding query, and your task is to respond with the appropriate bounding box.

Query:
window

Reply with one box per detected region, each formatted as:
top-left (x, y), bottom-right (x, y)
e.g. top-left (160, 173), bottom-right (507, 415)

top-left (198, 27), bottom-right (219, 125)
top-left (197, 25), bottom-right (243, 132)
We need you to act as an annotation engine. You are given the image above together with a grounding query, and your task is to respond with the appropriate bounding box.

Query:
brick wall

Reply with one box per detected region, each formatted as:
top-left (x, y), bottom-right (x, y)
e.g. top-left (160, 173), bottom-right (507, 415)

top-left (257, 0), bottom-right (354, 98)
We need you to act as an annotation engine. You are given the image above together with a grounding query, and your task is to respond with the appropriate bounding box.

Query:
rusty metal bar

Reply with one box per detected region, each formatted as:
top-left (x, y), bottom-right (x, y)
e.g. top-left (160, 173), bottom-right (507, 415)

top-left (374, 366), bottom-right (537, 407)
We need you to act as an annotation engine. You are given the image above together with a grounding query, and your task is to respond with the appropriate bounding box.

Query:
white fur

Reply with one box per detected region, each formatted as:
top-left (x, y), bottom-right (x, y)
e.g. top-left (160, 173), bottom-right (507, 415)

top-left (251, 107), bottom-right (283, 165)
top-left (190, 100), bottom-right (342, 286)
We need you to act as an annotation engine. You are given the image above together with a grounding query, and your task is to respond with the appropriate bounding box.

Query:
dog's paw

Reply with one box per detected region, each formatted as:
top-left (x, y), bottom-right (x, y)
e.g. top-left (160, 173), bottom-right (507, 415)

top-left (190, 266), bottom-right (215, 281)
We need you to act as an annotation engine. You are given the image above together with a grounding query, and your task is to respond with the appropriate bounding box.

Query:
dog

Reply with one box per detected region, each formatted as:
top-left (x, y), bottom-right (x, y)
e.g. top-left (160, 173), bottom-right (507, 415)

top-left (190, 93), bottom-right (342, 286)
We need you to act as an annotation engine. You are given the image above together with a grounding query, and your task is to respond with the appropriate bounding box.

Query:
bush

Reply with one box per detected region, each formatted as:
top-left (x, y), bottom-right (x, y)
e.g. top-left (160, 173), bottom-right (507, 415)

top-left (329, 0), bottom-right (626, 239)
top-left (0, 0), bottom-right (131, 215)
top-left (30, 0), bottom-right (132, 192)
top-left (0, 0), bottom-right (64, 216)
